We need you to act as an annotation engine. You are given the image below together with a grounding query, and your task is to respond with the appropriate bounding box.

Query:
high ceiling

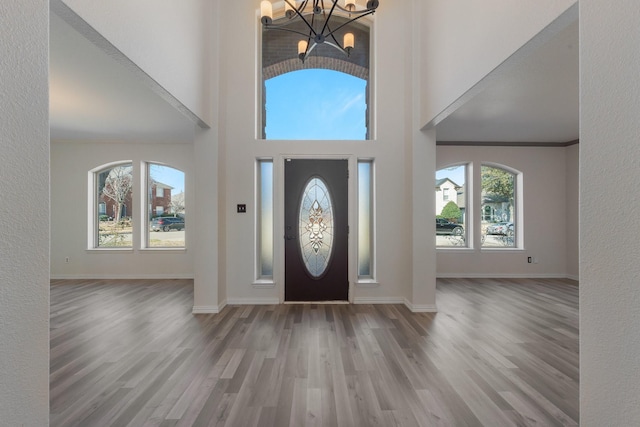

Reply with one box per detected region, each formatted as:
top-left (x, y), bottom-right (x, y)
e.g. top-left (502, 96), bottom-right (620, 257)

top-left (436, 20), bottom-right (579, 144)
top-left (49, 13), bottom-right (578, 144)
top-left (49, 13), bottom-right (195, 142)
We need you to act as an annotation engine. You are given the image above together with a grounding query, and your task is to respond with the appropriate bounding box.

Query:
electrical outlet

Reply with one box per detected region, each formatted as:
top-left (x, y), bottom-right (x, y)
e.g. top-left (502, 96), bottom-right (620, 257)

top-left (65, 257), bottom-right (70, 263)
top-left (527, 256), bottom-right (532, 263)
top-left (237, 204), bottom-right (247, 213)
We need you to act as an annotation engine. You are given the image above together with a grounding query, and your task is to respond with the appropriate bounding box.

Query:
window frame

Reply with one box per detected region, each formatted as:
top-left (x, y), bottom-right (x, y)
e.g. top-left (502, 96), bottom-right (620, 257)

top-left (357, 158), bottom-right (376, 282)
top-left (436, 163), bottom-right (469, 249)
top-left (257, 9), bottom-right (376, 140)
top-left (480, 163), bottom-right (523, 250)
top-left (88, 161), bottom-right (134, 250)
top-left (143, 162), bottom-right (186, 250)
top-left (255, 158), bottom-right (275, 283)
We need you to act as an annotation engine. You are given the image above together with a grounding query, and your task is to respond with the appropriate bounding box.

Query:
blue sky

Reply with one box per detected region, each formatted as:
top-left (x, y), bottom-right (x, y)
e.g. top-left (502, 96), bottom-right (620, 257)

top-left (150, 164), bottom-right (184, 193)
top-left (436, 165), bottom-right (466, 186)
top-left (264, 69), bottom-right (367, 140)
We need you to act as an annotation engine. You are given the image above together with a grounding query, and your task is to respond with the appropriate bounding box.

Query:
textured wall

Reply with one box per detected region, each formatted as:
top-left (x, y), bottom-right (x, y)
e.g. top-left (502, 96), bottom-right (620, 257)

top-left (580, 1), bottom-right (640, 425)
top-left (0, 0), bottom-right (50, 425)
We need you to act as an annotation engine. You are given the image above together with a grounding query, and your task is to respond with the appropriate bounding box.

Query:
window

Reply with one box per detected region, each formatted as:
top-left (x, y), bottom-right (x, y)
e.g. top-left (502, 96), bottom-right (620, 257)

top-left (256, 159), bottom-right (274, 279)
top-left (358, 159), bottom-right (374, 278)
top-left (264, 70), bottom-right (368, 140)
top-left (261, 15), bottom-right (371, 140)
top-left (147, 164), bottom-right (185, 248)
top-left (481, 165), bottom-right (516, 248)
top-left (94, 162), bottom-right (133, 248)
top-left (435, 165), bottom-right (467, 247)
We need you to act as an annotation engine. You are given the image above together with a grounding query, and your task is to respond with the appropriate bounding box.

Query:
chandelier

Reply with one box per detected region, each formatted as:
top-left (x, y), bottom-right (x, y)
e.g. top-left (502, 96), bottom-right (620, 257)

top-left (260, 0), bottom-right (379, 62)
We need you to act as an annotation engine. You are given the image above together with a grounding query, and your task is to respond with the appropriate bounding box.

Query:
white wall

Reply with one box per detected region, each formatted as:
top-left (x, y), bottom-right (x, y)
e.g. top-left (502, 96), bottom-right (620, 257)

top-left (51, 141), bottom-right (195, 279)
top-left (59, 0), bottom-right (214, 125)
top-left (213, 0), bottom-right (430, 307)
top-left (420, 0), bottom-right (577, 127)
top-left (580, 1), bottom-right (640, 424)
top-left (565, 143), bottom-right (579, 279)
top-left (0, 0), bottom-right (50, 424)
top-left (437, 145), bottom-right (573, 278)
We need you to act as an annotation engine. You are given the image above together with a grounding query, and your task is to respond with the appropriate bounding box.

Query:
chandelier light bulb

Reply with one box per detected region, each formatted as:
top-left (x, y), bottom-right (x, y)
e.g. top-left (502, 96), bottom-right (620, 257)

top-left (298, 40), bottom-right (308, 59)
top-left (260, 0), bottom-right (273, 25)
top-left (285, 0), bottom-right (296, 18)
top-left (344, 0), bottom-right (356, 12)
top-left (344, 33), bottom-right (354, 50)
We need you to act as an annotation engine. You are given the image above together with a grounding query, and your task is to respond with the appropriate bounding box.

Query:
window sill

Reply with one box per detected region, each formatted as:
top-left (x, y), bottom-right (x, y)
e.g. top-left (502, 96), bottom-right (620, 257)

top-left (480, 247), bottom-right (524, 252)
top-left (437, 247), bottom-right (473, 252)
top-left (356, 279), bottom-right (379, 288)
top-left (252, 280), bottom-right (276, 288)
top-left (86, 248), bottom-right (134, 253)
top-left (139, 248), bottom-right (187, 253)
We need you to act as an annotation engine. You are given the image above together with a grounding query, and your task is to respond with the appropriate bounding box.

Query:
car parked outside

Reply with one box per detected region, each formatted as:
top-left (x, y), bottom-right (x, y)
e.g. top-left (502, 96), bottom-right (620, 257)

top-left (486, 222), bottom-right (513, 235)
top-left (436, 218), bottom-right (464, 235)
top-left (151, 217), bottom-right (185, 232)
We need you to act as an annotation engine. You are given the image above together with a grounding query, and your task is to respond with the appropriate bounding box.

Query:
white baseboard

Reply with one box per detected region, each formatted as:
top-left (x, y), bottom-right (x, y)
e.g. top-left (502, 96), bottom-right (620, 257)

top-left (436, 273), bottom-right (573, 279)
top-left (353, 297), bottom-right (404, 304)
top-left (403, 299), bottom-right (438, 313)
top-left (193, 300), bottom-right (227, 314)
top-left (50, 273), bottom-right (194, 280)
top-left (226, 297), bottom-right (280, 305)
top-left (566, 274), bottom-right (579, 281)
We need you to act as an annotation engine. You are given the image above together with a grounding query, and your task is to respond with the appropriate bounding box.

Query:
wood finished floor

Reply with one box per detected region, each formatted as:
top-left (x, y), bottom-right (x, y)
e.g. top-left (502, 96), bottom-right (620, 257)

top-left (50, 278), bottom-right (579, 426)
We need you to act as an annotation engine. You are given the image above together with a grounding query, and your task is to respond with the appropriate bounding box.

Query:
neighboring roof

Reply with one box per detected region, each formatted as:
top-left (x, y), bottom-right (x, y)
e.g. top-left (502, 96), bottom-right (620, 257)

top-left (435, 177), bottom-right (461, 189)
top-left (152, 180), bottom-right (174, 190)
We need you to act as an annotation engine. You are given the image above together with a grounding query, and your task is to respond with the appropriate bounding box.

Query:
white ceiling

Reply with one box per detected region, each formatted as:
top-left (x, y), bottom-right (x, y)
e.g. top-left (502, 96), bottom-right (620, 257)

top-left (49, 13), bottom-right (195, 142)
top-left (49, 13), bottom-right (578, 145)
top-left (436, 20), bottom-right (579, 143)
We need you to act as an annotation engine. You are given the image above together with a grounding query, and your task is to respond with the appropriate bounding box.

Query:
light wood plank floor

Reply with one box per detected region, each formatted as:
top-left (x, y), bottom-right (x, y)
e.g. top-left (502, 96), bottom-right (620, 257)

top-left (50, 278), bottom-right (579, 426)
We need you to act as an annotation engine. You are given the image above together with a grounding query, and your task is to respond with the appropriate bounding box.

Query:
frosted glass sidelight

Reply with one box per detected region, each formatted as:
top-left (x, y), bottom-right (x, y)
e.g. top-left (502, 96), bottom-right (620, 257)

top-left (299, 177), bottom-right (334, 277)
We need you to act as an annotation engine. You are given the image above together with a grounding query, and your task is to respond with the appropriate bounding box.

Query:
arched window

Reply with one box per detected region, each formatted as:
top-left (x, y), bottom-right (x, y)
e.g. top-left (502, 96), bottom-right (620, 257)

top-left (146, 163), bottom-right (185, 248)
top-left (92, 162), bottom-right (133, 248)
top-left (89, 162), bottom-right (186, 249)
top-left (435, 164), bottom-right (467, 247)
top-left (264, 69), bottom-right (367, 140)
top-left (261, 13), bottom-right (371, 140)
top-left (481, 164), bottom-right (519, 248)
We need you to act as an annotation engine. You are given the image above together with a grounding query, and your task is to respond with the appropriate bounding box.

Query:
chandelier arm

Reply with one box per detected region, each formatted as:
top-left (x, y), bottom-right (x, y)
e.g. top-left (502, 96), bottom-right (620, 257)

top-left (319, 0), bottom-right (339, 37)
top-left (322, 40), bottom-right (348, 55)
top-left (323, 9), bottom-right (375, 38)
top-left (288, 0), bottom-right (320, 38)
top-left (332, 2), bottom-right (377, 15)
top-left (301, 41), bottom-right (319, 62)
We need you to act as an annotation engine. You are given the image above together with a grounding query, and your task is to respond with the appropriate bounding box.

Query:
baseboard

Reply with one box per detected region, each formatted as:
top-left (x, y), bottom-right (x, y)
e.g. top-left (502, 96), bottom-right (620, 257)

top-left (50, 273), bottom-right (194, 280)
top-left (226, 297), bottom-right (280, 305)
top-left (566, 274), bottom-right (579, 281)
top-left (192, 300), bottom-right (226, 314)
top-left (353, 297), bottom-right (405, 304)
top-left (403, 299), bottom-right (438, 313)
top-left (436, 273), bottom-right (573, 279)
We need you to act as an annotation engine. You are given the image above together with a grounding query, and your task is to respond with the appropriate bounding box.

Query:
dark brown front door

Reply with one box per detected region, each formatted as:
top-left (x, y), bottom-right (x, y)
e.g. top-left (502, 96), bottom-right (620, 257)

top-left (284, 159), bottom-right (348, 301)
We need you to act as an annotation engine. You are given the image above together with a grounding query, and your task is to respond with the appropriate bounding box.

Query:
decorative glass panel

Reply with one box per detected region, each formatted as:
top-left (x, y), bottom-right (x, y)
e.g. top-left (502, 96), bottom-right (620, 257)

top-left (299, 177), bottom-right (334, 277)
top-left (258, 160), bottom-right (273, 278)
top-left (358, 160), bottom-right (373, 277)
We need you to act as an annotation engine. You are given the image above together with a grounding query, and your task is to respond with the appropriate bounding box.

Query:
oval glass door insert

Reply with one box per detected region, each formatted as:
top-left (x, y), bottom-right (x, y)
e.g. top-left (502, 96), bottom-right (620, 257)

top-left (299, 177), bottom-right (334, 278)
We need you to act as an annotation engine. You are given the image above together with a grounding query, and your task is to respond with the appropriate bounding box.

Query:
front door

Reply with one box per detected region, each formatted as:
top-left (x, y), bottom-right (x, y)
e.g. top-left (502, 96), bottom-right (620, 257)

top-left (284, 159), bottom-right (348, 301)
